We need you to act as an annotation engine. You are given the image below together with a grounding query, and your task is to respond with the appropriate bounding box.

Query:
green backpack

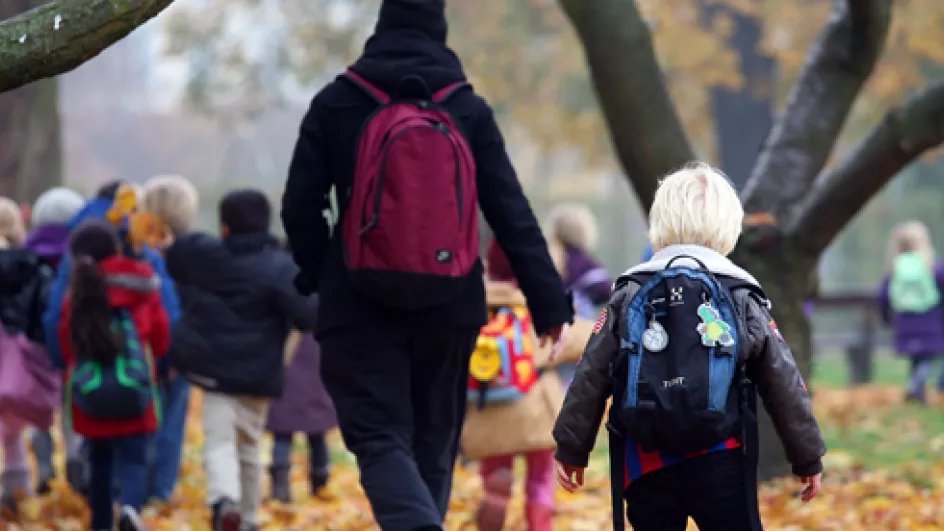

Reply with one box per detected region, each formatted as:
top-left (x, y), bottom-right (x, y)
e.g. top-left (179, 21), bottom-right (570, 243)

top-left (890, 252), bottom-right (941, 313)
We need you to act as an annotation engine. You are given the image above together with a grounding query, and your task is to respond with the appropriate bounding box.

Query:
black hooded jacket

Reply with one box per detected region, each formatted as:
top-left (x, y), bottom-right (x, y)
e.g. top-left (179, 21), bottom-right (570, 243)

top-left (282, 0), bottom-right (573, 336)
top-left (0, 248), bottom-right (52, 342)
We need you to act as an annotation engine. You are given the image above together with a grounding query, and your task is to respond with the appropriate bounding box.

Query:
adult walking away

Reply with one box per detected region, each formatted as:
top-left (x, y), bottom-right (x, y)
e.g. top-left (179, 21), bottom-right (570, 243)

top-left (281, 0), bottom-right (573, 528)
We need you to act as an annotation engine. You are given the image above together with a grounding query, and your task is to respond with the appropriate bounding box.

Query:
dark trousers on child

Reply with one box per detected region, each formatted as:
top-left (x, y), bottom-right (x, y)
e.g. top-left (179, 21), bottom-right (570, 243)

top-left (271, 432), bottom-right (330, 489)
top-left (320, 325), bottom-right (478, 531)
top-left (624, 450), bottom-right (761, 531)
top-left (88, 434), bottom-right (149, 530)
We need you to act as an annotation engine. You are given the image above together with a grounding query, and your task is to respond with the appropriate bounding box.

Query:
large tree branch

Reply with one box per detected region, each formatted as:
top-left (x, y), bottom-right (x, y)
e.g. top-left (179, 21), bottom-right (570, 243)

top-left (740, 0), bottom-right (891, 219)
top-left (787, 80), bottom-right (944, 254)
top-left (559, 0), bottom-right (694, 213)
top-left (0, 0), bottom-right (174, 93)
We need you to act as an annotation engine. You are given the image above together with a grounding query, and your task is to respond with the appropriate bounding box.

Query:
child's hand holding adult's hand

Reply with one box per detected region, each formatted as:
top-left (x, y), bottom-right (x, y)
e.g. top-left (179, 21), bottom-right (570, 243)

top-left (799, 473), bottom-right (822, 502)
top-left (555, 460), bottom-right (584, 492)
top-left (547, 322), bottom-right (571, 363)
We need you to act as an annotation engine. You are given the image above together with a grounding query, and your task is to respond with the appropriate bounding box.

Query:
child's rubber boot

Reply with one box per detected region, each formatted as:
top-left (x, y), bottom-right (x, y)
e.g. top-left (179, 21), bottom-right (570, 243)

top-left (211, 497), bottom-right (241, 531)
top-left (118, 505), bottom-right (147, 531)
top-left (65, 458), bottom-right (88, 498)
top-left (525, 502), bottom-right (554, 531)
top-left (269, 466), bottom-right (291, 503)
top-left (310, 468), bottom-right (336, 502)
top-left (475, 468), bottom-right (513, 531)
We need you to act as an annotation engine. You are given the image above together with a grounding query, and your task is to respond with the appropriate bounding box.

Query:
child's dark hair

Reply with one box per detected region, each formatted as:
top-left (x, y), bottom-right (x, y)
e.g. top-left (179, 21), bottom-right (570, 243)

top-left (68, 220), bottom-right (121, 363)
top-left (96, 180), bottom-right (127, 200)
top-left (219, 189), bottom-right (271, 235)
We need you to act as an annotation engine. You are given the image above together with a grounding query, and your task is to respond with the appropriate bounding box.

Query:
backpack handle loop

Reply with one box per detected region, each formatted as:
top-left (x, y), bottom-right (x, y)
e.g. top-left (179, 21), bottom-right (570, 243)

top-left (665, 254), bottom-right (709, 271)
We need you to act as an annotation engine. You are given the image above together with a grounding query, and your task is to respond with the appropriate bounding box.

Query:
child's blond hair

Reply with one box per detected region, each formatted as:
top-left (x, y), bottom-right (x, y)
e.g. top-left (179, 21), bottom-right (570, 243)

top-left (649, 162), bottom-right (743, 256)
top-left (141, 175), bottom-right (199, 235)
top-left (887, 221), bottom-right (935, 271)
top-left (0, 197), bottom-right (25, 248)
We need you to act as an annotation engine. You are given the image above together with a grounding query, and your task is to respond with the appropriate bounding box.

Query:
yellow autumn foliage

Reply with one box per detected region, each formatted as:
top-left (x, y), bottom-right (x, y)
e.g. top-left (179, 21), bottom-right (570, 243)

top-left (0, 386), bottom-right (940, 529)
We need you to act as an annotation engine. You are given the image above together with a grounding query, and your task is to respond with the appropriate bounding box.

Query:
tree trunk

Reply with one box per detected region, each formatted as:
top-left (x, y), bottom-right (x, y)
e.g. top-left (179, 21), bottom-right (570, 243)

top-left (732, 235), bottom-right (817, 479)
top-left (704, 5), bottom-right (775, 189)
top-left (0, 0), bottom-right (62, 202)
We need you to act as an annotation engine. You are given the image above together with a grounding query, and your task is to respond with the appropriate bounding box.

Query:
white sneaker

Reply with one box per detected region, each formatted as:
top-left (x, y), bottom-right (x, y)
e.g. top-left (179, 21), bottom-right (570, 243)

top-left (118, 505), bottom-right (146, 531)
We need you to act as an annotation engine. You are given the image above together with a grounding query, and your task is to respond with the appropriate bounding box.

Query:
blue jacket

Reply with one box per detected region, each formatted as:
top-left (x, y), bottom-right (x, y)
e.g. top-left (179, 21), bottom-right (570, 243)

top-left (42, 197), bottom-right (181, 368)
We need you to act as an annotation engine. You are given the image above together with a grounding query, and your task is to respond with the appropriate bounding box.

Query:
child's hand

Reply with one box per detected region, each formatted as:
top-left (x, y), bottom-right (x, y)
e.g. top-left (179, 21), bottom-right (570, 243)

top-left (555, 460), bottom-right (585, 492)
top-left (547, 322), bottom-right (571, 363)
top-left (799, 473), bottom-right (822, 502)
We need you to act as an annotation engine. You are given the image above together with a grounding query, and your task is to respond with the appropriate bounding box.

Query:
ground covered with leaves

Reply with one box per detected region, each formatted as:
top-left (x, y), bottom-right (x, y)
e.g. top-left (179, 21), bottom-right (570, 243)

top-left (4, 357), bottom-right (944, 530)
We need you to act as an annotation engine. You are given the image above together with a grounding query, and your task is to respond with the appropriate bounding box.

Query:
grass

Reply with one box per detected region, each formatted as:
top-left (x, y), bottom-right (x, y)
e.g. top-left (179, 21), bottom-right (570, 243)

top-left (587, 356), bottom-right (944, 474)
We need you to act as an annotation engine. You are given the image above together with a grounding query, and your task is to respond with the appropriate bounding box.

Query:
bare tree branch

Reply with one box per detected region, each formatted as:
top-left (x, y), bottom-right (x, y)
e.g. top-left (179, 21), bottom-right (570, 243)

top-left (787, 79), bottom-right (944, 254)
top-left (0, 0), bottom-right (174, 93)
top-left (559, 0), bottom-right (694, 213)
top-left (740, 0), bottom-right (891, 218)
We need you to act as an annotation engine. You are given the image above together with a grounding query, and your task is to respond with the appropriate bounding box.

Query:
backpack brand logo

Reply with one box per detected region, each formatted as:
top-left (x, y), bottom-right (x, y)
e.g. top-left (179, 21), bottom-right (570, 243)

top-left (670, 287), bottom-right (684, 305)
top-left (663, 376), bottom-right (685, 388)
top-left (436, 250), bottom-right (453, 263)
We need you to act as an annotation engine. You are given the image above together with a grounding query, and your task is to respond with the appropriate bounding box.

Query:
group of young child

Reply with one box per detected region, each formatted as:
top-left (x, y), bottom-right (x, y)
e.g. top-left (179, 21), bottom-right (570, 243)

top-left (0, 178), bottom-right (335, 531)
top-left (0, 160), bottom-right (836, 531)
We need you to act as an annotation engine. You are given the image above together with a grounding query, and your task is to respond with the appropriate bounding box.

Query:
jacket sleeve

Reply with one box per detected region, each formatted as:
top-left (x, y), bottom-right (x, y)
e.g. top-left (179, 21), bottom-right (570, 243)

top-left (148, 294), bottom-right (171, 359)
top-left (44, 254), bottom-right (71, 369)
top-left (743, 295), bottom-right (826, 477)
top-left (145, 247), bottom-right (180, 326)
top-left (470, 99), bottom-right (573, 334)
top-left (553, 289), bottom-right (627, 468)
top-left (272, 255), bottom-right (320, 332)
top-left (281, 94), bottom-right (333, 296)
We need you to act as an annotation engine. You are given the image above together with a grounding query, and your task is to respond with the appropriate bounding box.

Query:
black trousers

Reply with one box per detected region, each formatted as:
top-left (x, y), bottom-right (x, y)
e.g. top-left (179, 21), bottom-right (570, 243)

top-left (320, 325), bottom-right (478, 531)
top-left (624, 449), bottom-right (761, 531)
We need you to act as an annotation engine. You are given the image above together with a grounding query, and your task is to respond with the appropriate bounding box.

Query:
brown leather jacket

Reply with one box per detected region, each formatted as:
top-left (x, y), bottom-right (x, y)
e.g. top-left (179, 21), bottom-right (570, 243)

top-left (552, 246), bottom-right (826, 477)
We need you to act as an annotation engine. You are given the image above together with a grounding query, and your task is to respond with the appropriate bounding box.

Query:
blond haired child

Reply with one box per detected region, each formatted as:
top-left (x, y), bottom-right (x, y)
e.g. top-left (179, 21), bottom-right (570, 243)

top-left (554, 162), bottom-right (825, 531)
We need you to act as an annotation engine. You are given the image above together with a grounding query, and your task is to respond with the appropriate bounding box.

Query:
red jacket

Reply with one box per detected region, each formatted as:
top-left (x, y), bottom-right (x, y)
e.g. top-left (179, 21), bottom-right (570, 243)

top-left (59, 256), bottom-right (171, 438)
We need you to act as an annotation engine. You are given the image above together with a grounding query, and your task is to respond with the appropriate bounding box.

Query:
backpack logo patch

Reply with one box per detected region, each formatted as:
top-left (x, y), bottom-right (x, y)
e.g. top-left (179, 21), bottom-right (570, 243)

top-left (435, 250), bottom-right (453, 263)
top-left (695, 302), bottom-right (734, 347)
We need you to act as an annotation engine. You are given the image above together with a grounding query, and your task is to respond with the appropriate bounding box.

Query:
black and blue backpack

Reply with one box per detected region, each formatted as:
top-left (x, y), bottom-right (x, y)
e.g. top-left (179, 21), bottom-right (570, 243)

top-left (607, 255), bottom-right (767, 530)
top-left (67, 309), bottom-right (159, 422)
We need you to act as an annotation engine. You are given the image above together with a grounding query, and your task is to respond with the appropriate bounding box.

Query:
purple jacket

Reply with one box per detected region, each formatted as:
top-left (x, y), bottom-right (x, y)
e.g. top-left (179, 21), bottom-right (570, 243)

top-left (266, 334), bottom-right (337, 435)
top-left (24, 224), bottom-right (70, 267)
top-left (564, 246), bottom-right (611, 319)
top-left (879, 264), bottom-right (944, 356)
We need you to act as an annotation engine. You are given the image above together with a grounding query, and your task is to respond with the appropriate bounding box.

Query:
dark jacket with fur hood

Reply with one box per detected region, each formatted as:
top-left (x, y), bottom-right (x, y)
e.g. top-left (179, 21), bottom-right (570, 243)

top-left (553, 245), bottom-right (825, 477)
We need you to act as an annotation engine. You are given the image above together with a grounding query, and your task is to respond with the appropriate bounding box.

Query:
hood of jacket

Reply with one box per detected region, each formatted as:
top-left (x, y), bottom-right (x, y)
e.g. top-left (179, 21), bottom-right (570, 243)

top-left (485, 280), bottom-right (527, 308)
top-left (350, 0), bottom-right (465, 97)
top-left (617, 244), bottom-right (760, 288)
top-left (99, 255), bottom-right (160, 309)
top-left (68, 197), bottom-right (113, 230)
top-left (0, 248), bottom-right (41, 296)
top-left (25, 224), bottom-right (71, 262)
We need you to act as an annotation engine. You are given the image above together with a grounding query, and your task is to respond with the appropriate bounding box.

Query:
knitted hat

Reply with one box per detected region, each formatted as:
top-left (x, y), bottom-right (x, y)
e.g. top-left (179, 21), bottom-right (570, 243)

top-left (31, 187), bottom-right (85, 227)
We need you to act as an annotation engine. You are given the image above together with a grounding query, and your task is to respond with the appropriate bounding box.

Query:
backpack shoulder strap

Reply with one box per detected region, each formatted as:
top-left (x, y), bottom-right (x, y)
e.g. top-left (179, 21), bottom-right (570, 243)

top-left (341, 69), bottom-right (391, 105)
top-left (432, 81), bottom-right (470, 103)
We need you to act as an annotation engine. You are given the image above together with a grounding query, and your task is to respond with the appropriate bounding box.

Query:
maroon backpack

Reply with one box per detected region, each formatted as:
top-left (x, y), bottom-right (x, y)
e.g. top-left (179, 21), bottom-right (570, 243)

top-left (341, 70), bottom-right (479, 310)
